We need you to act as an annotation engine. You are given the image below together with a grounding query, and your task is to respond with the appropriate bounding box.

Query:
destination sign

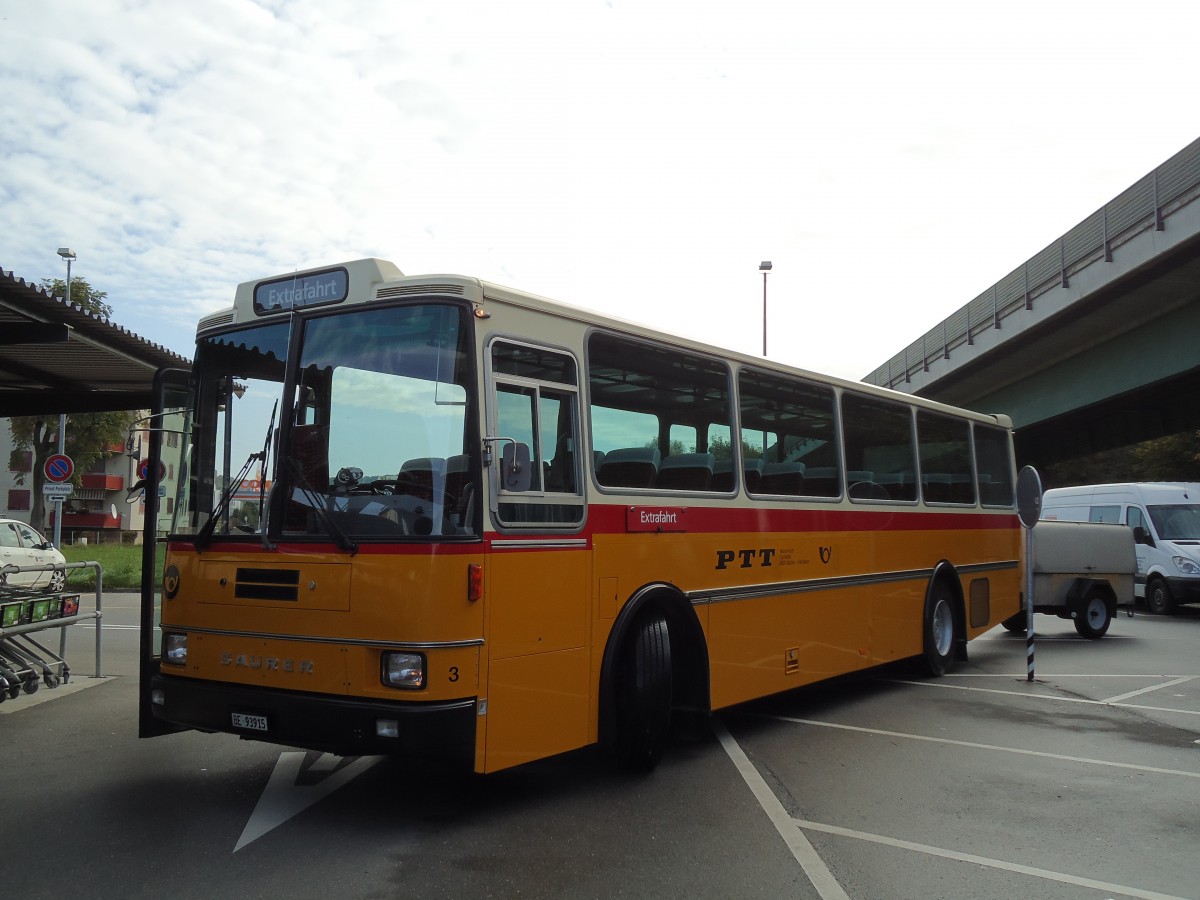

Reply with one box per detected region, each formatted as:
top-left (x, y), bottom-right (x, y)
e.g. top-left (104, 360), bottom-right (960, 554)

top-left (626, 506), bottom-right (688, 533)
top-left (253, 267), bottom-right (349, 314)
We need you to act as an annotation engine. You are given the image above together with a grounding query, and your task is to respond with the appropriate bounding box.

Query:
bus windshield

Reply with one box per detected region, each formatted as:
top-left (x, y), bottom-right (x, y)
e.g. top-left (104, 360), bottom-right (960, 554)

top-left (179, 303), bottom-right (478, 541)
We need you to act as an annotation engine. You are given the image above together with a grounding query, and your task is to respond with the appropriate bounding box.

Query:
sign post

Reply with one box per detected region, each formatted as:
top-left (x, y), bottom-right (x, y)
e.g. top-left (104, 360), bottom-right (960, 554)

top-left (1016, 466), bottom-right (1043, 683)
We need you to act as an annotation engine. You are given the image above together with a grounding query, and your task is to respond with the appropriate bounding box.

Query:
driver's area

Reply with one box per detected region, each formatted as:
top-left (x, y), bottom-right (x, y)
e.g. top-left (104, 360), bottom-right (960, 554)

top-left (279, 303), bottom-right (479, 541)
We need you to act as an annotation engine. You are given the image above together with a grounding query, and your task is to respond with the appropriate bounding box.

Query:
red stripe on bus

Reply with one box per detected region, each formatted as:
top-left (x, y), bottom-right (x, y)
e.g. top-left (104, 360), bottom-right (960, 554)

top-left (167, 507), bottom-right (1016, 556)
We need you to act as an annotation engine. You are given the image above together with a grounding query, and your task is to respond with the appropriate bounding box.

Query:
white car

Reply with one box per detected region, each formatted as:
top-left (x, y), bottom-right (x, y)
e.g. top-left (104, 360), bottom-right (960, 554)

top-left (0, 519), bottom-right (67, 592)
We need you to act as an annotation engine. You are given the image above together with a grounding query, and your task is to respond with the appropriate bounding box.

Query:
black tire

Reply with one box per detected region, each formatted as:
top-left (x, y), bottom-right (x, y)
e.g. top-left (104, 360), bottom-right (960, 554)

top-left (1073, 590), bottom-right (1112, 639)
top-left (614, 613), bottom-right (672, 771)
top-left (1001, 611), bottom-right (1028, 634)
top-left (920, 580), bottom-right (957, 677)
top-left (1145, 577), bottom-right (1175, 615)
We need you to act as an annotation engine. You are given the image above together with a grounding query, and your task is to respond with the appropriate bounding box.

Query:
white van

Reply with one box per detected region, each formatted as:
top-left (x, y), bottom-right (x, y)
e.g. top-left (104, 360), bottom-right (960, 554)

top-left (1041, 482), bottom-right (1200, 614)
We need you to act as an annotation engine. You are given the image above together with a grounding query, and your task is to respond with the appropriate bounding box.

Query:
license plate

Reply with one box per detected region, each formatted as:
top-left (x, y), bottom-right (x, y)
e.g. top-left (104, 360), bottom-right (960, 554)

top-left (231, 712), bottom-right (268, 732)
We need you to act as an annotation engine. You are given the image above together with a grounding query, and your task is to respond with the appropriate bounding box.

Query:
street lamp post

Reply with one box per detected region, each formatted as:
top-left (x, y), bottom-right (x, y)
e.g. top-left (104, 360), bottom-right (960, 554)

top-left (759, 260), bottom-right (772, 357)
top-left (54, 248), bottom-right (76, 549)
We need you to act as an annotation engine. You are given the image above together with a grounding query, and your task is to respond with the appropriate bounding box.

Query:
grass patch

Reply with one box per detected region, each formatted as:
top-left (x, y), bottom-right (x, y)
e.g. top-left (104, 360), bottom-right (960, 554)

top-left (61, 543), bottom-right (144, 592)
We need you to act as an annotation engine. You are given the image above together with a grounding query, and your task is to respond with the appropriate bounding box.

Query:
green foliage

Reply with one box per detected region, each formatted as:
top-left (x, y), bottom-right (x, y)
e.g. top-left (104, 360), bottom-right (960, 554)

top-left (40, 275), bottom-right (112, 317)
top-left (1041, 430), bottom-right (1200, 489)
top-left (8, 273), bottom-right (133, 528)
top-left (9, 410), bottom-right (137, 528)
top-left (645, 437), bottom-right (688, 454)
top-left (60, 542), bottom-right (143, 591)
top-left (708, 433), bottom-right (764, 462)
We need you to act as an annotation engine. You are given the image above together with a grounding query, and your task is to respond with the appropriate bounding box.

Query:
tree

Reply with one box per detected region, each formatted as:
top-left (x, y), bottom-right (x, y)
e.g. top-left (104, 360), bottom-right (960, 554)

top-left (7, 275), bottom-right (132, 533)
top-left (8, 411), bottom-right (136, 533)
top-left (40, 275), bottom-right (112, 317)
top-left (1041, 430), bottom-right (1200, 489)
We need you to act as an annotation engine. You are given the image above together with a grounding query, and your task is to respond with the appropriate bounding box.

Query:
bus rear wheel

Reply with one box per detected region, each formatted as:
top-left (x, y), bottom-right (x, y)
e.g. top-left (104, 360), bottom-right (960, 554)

top-left (920, 581), bottom-right (957, 677)
top-left (614, 612), bottom-right (672, 771)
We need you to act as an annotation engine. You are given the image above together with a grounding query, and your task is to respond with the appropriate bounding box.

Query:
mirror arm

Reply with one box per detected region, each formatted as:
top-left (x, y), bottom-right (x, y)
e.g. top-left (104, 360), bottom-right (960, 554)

top-left (481, 436), bottom-right (518, 468)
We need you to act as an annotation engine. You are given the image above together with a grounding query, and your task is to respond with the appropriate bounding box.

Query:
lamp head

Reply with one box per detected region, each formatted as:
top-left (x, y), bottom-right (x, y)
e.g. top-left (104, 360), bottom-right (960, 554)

top-left (759, 260), bottom-right (773, 272)
top-left (57, 248), bottom-right (77, 261)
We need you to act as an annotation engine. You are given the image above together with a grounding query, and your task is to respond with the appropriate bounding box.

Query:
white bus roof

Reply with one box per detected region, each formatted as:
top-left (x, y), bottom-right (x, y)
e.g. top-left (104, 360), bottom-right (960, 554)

top-left (198, 257), bottom-right (1012, 428)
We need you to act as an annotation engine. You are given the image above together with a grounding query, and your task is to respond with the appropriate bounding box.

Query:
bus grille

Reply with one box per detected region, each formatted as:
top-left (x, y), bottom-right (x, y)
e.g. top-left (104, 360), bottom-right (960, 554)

top-left (235, 568), bottom-right (300, 601)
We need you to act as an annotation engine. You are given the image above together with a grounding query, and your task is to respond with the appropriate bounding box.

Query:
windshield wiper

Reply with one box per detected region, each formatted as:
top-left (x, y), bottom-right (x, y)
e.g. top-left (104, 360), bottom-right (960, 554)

top-left (195, 401), bottom-right (277, 553)
top-left (194, 451), bottom-right (261, 552)
top-left (285, 458), bottom-right (359, 555)
top-left (257, 401), bottom-right (278, 549)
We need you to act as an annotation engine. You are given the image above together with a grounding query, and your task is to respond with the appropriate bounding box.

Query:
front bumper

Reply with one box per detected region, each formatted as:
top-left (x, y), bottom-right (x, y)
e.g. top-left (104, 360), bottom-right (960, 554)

top-left (151, 674), bottom-right (477, 766)
top-left (1164, 577), bottom-right (1200, 604)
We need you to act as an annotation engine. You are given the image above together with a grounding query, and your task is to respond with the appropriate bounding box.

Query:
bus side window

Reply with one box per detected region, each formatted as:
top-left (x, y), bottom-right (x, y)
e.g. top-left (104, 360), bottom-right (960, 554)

top-left (737, 368), bottom-right (840, 499)
top-left (841, 393), bottom-right (917, 502)
top-left (973, 424), bottom-right (1014, 507)
top-left (496, 384), bottom-right (543, 492)
top-left (490, 340), bottom-right (584, 528)
top-left (587, 331), bottom-right (733, 493)
top-left (916, 410), bottom-right (974, 505)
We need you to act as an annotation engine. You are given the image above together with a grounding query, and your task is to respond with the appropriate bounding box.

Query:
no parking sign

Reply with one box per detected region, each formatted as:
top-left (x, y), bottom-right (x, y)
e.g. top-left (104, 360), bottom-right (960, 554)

top-left (43, 454), bottom-right (74, 503)
top-left (44, 453), bottom-right (74, 483)
top-left (137, 458), bottom-right (167, 482)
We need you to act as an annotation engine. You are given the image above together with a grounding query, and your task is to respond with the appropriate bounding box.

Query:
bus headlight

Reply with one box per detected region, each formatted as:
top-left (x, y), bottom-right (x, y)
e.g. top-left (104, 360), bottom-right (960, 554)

top-left (1172, 556), bottom-right (1200, 575)
top-left (163, 633), bottom-right (188, 666)
top-left (381, 652), bottom-right (425, 689)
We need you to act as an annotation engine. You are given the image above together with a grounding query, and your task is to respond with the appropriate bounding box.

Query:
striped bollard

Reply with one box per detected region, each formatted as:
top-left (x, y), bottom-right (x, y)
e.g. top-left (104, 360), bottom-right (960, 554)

top-left (1016, 466), bottom-right (1042, 683)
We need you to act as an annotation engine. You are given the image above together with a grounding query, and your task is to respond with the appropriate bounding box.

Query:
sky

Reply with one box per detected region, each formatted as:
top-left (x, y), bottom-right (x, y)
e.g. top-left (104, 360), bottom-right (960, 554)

top-left (3, 0), bottom-right (1200, 384)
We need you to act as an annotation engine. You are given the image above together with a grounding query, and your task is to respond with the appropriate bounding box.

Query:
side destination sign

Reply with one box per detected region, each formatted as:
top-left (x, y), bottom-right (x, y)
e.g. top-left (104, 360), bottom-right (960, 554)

top-left (626, 506), bottom-right (688, 533)
top-left (253, 267), bottom-right (349, 314)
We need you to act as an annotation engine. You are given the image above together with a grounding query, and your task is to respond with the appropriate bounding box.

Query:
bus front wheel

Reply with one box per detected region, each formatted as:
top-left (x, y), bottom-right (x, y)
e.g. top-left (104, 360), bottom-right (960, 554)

top-left (614, 612), bottom-right (673, 771)
top-left (921, 581), bottom-right (957, 677)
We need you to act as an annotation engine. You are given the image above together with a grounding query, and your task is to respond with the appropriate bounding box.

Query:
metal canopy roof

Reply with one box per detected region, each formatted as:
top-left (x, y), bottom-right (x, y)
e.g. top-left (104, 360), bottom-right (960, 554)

top-left (0, 265), bottom-right (191, 416)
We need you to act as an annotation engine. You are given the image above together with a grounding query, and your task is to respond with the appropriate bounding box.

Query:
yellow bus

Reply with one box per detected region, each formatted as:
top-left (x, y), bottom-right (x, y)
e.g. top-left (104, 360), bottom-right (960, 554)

top-left (138, 258), bottom-right (1021, 773)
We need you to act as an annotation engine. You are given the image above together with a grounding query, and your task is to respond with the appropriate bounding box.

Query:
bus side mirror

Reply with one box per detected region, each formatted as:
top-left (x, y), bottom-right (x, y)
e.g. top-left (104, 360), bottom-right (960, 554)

top-left (1133, 526), bottom-right (1154, 547)
top-left (501, 442), bottom-right (533, 492)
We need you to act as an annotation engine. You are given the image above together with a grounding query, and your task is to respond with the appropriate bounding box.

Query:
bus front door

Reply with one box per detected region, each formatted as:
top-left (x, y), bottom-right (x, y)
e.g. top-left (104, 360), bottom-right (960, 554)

top-left (137, 367), bottom-right (192, 739)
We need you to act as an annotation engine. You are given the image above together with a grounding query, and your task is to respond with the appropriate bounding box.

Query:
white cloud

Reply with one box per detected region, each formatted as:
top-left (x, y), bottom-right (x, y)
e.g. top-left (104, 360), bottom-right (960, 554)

top-left (3, 0), bottom-right (1199, 382)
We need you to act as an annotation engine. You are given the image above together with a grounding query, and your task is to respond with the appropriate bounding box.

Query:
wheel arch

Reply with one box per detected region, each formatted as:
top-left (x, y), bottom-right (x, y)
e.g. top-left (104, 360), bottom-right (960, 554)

top-left (598, 581), bottom-right (710, 749)
top-left (1066, 577), bottom-right (1117, 606)
top-left (927, 560), bottom-right (968, 662)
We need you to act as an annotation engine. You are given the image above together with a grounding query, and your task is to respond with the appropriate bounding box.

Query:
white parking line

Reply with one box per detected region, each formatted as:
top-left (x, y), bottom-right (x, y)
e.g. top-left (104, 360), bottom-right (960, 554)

top-left (762, 715), bottom-right (1200, 779)
top-left (1104, 675), bottom-right (1197, 704)
top-left (714, 721), bottom-right (850, 900)
top-left (791, 818), bottom-right (1190, 900)
top-left (719, 716), bottom-right (1194, 899)
top-left (890, 677), bottom-right (1200, 718)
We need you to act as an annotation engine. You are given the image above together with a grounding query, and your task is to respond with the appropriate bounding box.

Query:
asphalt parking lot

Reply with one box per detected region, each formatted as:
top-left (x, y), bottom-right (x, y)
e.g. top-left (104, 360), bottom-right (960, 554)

top-left (3, 596), bottom-right (1198, 899)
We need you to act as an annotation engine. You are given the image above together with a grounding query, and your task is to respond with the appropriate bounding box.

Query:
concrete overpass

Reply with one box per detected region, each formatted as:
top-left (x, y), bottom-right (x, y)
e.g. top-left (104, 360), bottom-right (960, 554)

top-left (865, 136), bottom-right (1200, 468)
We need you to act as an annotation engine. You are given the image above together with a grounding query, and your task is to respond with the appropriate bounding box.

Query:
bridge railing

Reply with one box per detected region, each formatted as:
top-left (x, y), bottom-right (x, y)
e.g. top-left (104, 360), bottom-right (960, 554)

top-left (866, 136), bottom-right (1200, 389)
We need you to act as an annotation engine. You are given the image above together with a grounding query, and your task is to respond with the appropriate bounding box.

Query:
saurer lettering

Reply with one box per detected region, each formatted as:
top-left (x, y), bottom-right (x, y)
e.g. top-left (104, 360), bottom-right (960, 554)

top-left (220, 652), bottom-right (314, 674)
